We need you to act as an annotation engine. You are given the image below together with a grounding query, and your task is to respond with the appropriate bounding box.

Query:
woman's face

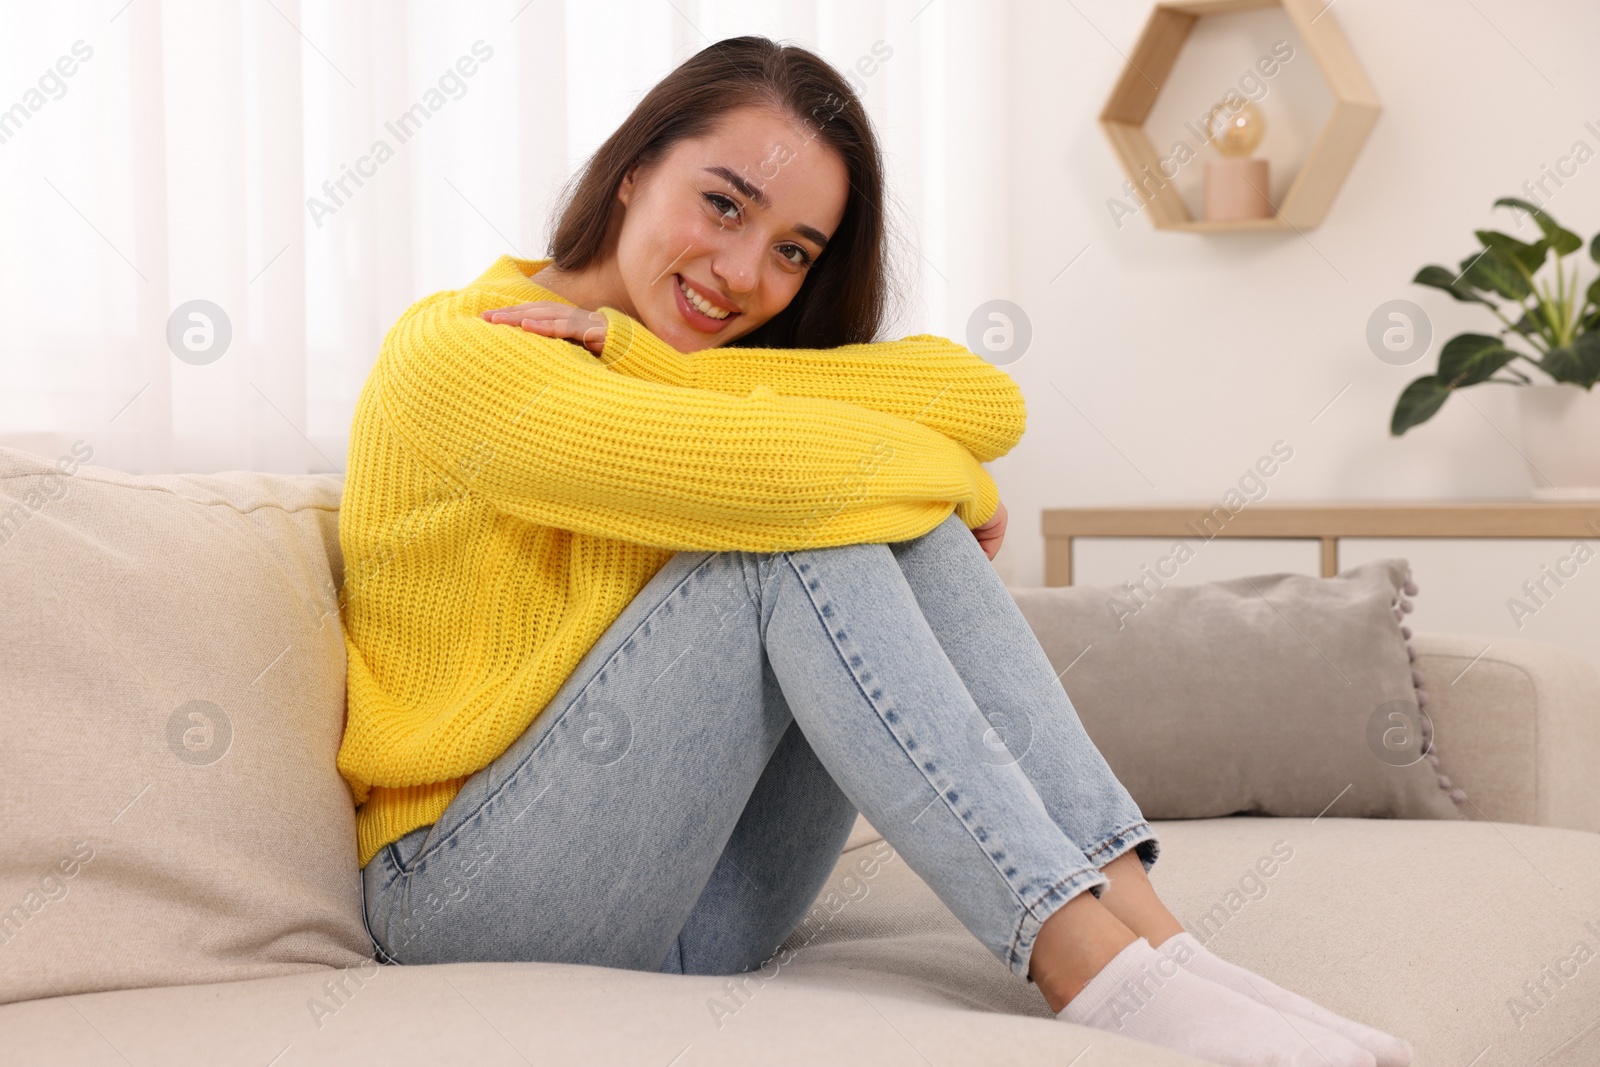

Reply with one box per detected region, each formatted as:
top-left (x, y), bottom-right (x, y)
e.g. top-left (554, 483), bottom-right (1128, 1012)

top-left (612, 105), bottom-right (850, 352)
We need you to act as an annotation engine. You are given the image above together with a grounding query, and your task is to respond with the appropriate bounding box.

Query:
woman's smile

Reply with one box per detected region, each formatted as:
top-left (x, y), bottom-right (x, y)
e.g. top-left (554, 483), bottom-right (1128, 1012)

top-left (673, 273), bottom-right (740, 333)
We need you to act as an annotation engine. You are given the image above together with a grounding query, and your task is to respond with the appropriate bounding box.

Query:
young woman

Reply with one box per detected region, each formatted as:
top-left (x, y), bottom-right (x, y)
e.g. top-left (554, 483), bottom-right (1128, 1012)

top-left (339, 35), bottom-right (1411, 1067)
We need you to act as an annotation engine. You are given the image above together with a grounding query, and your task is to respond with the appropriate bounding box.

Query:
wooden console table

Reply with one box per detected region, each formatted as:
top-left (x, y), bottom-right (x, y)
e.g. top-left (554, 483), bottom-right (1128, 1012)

top-left (1042, 501), bottom-right (1600, 586)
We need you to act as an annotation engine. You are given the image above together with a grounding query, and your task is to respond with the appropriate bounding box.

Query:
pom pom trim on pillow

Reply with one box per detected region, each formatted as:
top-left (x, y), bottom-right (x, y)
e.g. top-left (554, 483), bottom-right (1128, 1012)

top-left (1394, 568), bottom-right (1469, 811)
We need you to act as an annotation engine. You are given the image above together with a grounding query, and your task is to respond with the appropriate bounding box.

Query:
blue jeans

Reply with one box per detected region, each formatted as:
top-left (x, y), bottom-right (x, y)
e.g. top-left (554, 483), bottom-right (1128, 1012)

top-left (360, 512), bottom-right (1159, 982)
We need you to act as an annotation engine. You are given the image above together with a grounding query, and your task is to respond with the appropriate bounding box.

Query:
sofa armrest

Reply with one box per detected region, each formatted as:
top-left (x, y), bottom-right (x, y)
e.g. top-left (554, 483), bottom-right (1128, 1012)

top-left (1414, 632), bottom-right (1600, 833)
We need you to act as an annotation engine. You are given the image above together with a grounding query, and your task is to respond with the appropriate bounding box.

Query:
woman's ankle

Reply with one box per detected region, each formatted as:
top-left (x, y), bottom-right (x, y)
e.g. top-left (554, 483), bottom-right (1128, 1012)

top-left (1028, 892), bottom-right (1140, 1012)
top-left (1147, 927), bottom-right (1184, 949)
top-left (1094, 850), bottom-right (1187, 949)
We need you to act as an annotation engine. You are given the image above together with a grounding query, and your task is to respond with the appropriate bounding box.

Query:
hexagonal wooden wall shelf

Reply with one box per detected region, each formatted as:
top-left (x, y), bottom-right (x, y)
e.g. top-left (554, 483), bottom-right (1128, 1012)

top-left (1100, 0), bottom-right (1380, 232)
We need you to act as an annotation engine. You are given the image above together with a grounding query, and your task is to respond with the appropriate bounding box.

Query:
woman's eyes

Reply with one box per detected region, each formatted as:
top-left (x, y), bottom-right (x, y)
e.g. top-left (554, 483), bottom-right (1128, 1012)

top-left (702, 192), bottom-right (813, 269)
top-left (704, 191), bottom-right (740, 222)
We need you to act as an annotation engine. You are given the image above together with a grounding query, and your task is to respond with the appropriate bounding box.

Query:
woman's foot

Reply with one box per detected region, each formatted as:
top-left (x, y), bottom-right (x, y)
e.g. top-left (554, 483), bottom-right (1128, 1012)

top-left (1155, 931), bottom-right (1414, 1067)
top-left (1055, 937), bottom-right (1377, 1067)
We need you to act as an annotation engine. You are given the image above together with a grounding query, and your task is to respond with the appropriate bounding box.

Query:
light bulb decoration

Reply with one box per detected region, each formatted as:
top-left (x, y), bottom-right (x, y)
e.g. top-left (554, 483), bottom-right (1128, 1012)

top-left (1206, 100), bottom-right (1266, 159)
top-left (1202, 98), bottom-right (1274, 222)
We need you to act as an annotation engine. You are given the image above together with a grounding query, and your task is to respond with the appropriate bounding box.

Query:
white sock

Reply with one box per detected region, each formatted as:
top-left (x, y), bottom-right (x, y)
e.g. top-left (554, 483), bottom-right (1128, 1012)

top-left (1055, 937), bottom-right (1377, 1067)
top-left (1160, 932), bottom-right (1413, 1067)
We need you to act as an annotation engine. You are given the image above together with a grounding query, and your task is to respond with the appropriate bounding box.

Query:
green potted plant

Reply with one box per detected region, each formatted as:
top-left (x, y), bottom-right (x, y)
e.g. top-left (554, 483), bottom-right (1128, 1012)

top-left (1391, 197), bottom-right (1600, 498)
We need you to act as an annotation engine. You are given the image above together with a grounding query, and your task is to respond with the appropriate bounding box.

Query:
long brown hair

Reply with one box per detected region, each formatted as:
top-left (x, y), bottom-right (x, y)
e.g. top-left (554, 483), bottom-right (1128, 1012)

top-left (546, 36), bottom-right (893, 349)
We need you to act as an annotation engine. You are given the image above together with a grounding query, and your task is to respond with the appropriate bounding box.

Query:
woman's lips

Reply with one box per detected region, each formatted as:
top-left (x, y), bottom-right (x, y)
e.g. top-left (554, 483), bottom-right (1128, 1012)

top-left (673, 274), bottom-right (739, 333)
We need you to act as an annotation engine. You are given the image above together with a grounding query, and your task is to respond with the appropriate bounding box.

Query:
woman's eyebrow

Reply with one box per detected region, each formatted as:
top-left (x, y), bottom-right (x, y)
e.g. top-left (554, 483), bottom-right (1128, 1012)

top-left (703, 165), bottom-right (830, 250)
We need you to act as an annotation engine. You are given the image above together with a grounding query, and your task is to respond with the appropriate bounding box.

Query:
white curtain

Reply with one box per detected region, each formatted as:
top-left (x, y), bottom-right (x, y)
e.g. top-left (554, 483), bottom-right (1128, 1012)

top-left (0, 0), bottom-right (1011, 476)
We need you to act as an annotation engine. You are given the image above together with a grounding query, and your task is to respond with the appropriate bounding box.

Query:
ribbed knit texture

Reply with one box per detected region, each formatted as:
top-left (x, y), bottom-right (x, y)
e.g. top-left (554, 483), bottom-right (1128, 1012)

top-left (337, 255), bottom-right (1028, 868)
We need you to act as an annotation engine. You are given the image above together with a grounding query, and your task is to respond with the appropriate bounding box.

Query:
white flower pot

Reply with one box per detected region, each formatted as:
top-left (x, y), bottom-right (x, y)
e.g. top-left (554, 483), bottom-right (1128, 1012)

top-left (1515, 383), bottom-right (1600, 500)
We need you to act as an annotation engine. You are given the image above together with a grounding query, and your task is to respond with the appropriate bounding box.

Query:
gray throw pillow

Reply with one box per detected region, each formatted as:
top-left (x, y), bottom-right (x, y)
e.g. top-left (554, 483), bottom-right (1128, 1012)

top-left (1008, 558), bottom-right (1466, 822)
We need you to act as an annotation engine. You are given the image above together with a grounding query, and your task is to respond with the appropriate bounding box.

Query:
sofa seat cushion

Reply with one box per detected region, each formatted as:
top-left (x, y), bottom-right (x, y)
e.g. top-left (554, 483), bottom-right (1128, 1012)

top-left (6, 817), bottom-right (1596, 1066)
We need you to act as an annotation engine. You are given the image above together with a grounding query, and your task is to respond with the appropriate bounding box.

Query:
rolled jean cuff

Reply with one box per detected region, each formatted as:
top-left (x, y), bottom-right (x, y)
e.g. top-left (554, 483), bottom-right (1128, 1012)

top-left (1083, 819), bottom-right (1161, 874)
top-left (1009, 863), bottom-right (1110, 982)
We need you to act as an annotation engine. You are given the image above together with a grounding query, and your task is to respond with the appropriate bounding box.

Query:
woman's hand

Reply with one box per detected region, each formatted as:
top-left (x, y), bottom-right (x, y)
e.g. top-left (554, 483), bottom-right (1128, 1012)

top-left (973, 499), bottom-right (1007, 561)
top-left (481, 301), bottom-right (608, 356)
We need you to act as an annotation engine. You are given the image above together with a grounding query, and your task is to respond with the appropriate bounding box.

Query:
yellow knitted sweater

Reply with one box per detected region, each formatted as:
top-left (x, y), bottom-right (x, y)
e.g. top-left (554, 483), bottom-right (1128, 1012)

top-left (337, 254), bottom-right (1028, 868)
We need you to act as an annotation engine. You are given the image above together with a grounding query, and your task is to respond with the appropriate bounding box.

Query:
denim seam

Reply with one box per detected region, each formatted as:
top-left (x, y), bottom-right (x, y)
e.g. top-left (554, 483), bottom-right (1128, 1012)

top-left (403, 552), bottom-right (724, 879)
top-left (375, 837), bottom-right (416, 893)
top-left (1082, 819), bottom-right (1160, 866)
top-left (1019, 861), bottom-right (1109, 920)
top-left (776, 550), bottom-right (1043, 920)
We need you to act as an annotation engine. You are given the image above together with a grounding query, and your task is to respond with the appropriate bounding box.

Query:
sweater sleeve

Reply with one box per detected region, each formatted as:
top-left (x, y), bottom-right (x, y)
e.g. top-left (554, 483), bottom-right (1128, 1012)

top-left (591, 307), bottom-right (1027, 463)
top-left (376, 287), bottom-right (1003, 552)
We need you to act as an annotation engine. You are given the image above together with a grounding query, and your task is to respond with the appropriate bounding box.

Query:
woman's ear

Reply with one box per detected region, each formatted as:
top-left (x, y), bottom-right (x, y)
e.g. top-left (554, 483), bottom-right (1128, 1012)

top-left (617, 163), bottom-right (638, 206)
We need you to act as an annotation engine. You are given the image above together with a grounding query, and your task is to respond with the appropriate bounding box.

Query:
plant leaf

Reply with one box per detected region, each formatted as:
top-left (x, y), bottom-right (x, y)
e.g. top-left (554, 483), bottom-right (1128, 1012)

top-left (1494, 197), bottom-right (1583, 256)
top-left (1572, 332), bottom-right (1600, 387)
top-left (1391, 375), bottom-right (1451, 435)
top-left (1543, 346), bottom-right (1584, 384)
top-left (1552, 229), bottom-right (1583, 256)
top-left (1459, 247), bottom-right (1531, 301)
top-left (1438, 333), bottom-right (1515, 386)
top-left (1413, 264), bottom-right (1495, 306)
top-left (1476, 229), bottom-right (1549, 273)
top-left (1540, 334), bottom-right (1600, 386)
top-left (1591, 230), bottom-right (1600, 266)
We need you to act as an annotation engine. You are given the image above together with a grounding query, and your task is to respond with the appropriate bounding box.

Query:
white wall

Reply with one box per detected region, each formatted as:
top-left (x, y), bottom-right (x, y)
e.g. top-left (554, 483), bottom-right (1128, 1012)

top-left (990, 0), bottom-right (1600, 594)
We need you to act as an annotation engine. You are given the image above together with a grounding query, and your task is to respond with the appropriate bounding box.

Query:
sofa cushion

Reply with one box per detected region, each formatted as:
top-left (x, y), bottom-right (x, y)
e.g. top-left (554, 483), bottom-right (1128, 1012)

top-left (0, 446), bottom-right (373, 1006)
top-left (1008, 559), bottom-right (1465, 822)
top-left (3, 817), bottom-right (1595, 1066)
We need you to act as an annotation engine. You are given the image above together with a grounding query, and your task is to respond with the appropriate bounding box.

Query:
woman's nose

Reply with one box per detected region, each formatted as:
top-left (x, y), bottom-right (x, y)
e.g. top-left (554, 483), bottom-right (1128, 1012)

top-left (714, 242), bottom-right (762, 294)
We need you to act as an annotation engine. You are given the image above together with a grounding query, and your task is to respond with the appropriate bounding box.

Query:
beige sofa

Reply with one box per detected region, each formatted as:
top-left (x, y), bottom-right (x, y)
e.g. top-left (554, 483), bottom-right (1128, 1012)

top-left (3, 453), bottom-right (1599, 1066)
